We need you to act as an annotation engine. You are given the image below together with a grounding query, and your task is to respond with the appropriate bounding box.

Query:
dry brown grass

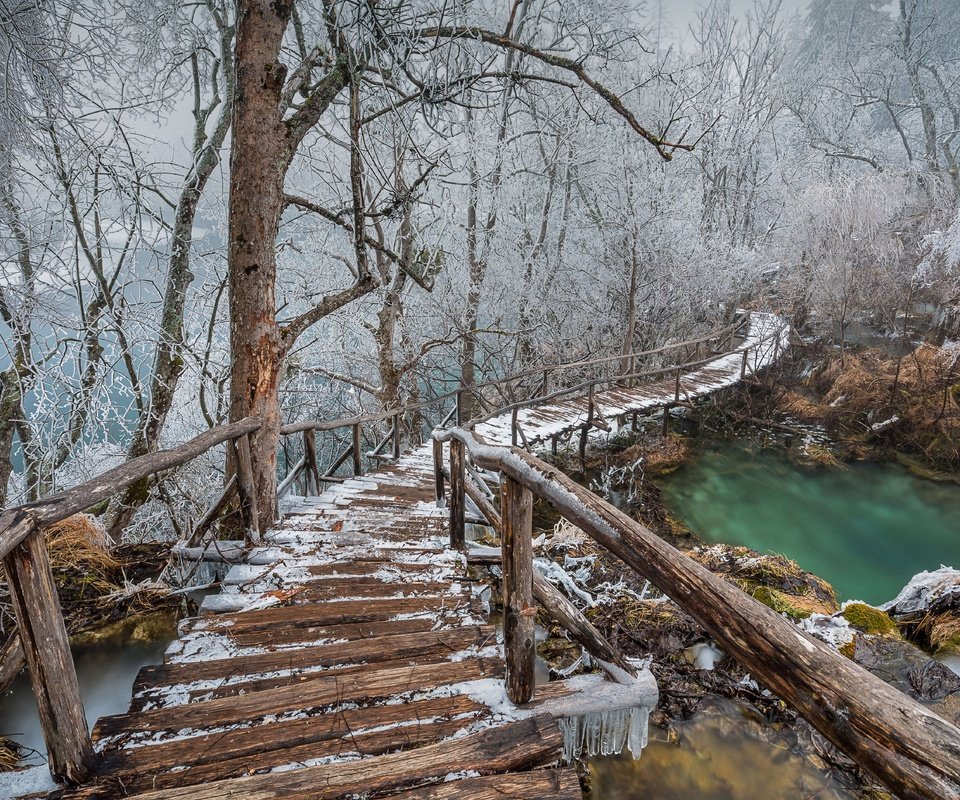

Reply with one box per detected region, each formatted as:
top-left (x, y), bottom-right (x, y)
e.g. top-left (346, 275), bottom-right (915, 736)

top-left (45, 514), bottom-right (119, 588)
top-left (0, 737), bottom-right (22, 772)
top-left (778, 390), bottom-right (824, 420)
top-left (809, 343), bottom-right (960, 467)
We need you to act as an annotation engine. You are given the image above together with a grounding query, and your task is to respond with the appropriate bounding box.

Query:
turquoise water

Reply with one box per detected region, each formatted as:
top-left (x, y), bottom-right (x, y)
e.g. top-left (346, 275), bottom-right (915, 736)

top-left (660, 442), bottom-right (960, 604)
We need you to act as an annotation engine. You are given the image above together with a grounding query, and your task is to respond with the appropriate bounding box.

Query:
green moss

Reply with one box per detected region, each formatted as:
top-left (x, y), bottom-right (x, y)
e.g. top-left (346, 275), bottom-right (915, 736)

top-left (841, 603), bottom-right (899, 636)
top-left (748, 585), bottom-right (811, 621)
top-left (838, 639), bottom-right (856, 659)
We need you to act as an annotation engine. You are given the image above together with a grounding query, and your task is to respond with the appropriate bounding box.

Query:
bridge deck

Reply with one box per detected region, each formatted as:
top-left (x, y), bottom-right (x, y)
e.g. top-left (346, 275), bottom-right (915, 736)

top-left (56, 313), bottom-right (785, 799)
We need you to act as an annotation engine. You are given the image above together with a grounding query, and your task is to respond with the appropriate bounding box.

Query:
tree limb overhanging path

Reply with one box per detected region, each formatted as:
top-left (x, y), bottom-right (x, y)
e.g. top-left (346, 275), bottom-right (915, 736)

top-left (37, 313), bottom-right (803, 800)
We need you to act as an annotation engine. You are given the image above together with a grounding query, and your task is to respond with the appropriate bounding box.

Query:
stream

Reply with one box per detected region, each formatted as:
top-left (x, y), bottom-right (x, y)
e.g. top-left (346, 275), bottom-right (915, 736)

top-left (0, 618), bottom-right (174, 767)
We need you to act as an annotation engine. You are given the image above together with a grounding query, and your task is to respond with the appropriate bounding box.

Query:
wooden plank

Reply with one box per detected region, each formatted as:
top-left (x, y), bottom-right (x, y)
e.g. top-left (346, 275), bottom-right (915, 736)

top-left (182, 594), bottom-right (471, 636)
top-left (119, 715), bottom-right (564, 800)
top-left (198, 616), bottom-right (451, 650)
top-left (501, 476), bottom-right (535, 705)
top-left (131, 651), bottom-right (499, 710)
top-left (84, 695), bottom-right (488, 795)
top-left (97, 657), bottom-right (504, 739)
top-left (385, 769), bottom-right (582, 799)
top-left (3, 533), bottom-right (94, 782)
top-left (149, 625), bottom-right (496, 685)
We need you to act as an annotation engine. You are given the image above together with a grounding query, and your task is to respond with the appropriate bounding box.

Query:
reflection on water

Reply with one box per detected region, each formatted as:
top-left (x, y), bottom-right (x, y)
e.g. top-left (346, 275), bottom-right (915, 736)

top-left (590, 698), bottom-right (854, 800)
top-left (0, 617), bottom-right (174, 764)
top-left (660, 442), bottom-right (960, 604)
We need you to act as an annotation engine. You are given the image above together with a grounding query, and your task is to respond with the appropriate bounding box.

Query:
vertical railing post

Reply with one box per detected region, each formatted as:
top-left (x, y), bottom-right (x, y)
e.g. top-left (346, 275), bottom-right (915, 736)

top-left (392, 413), bottom-right (401, 459)
top-left (449, 438), bottom-right (465, 550)
top-left (674, 368), bottom-right (681, 402)
top-left (303, 428), bottom-right (319, 496)
top-left (231, 433), bottom-right (261, 544)
top-left (741, 348), bottom-right (749, 379)
top-left (433, 437), bottom-right (445, 506)
top-left (4, 532), bottom-right (94, 782)
top-left (511, 406), bottom-right (519, 447)
top-left (352, 423), bottom-right (362, 476)
top-left (501, 475), bottom-right (535, 705)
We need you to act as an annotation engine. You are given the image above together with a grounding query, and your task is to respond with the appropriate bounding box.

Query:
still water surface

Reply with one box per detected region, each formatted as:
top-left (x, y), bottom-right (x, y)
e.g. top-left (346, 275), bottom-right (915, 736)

top-left (660, 442), bottom-right (960, 604)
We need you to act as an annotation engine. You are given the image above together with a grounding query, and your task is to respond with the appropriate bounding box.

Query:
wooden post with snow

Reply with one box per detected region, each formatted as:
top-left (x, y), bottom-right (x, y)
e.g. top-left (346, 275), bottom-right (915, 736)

top-left (500, 475), bottom-right (535, 705)
top-left (449, 438), bottom-right (465, 550)
top-left (4, 531), bottom-right (94, 783)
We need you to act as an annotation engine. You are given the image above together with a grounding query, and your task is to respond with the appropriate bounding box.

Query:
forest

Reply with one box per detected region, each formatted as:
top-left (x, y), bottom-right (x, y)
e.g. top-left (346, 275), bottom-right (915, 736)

top-left (2, 1), bottom-right (960, 799)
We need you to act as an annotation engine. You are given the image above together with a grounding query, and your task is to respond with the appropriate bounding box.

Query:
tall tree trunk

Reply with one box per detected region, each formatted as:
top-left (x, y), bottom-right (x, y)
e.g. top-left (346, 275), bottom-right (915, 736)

top-left (227, 0), bottom-right (292, 529)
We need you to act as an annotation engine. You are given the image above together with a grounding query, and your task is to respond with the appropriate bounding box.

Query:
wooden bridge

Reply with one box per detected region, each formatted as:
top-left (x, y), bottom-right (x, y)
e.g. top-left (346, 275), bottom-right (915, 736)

top-left (3, 312), bottom-right (960, 800)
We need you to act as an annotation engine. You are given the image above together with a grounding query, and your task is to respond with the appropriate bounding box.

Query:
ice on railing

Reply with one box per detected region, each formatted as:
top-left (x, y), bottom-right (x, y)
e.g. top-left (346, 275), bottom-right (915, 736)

top-left (559, 705), bottom-right (650, 761)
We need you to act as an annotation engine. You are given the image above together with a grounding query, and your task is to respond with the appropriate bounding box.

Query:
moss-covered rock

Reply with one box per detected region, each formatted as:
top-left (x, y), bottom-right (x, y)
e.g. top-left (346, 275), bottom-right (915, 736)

top-left (841, 603), bottom-right (899, 636)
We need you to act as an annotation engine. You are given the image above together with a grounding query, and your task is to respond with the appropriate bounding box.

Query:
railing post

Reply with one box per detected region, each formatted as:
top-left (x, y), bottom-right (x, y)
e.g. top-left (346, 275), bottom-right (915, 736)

top-left (511, 407), bottom-right (519, 447)
top-left (449, 438), bottom-right (465, 550)
top-left (674, 368), bottom-right (681, 402)
top-left (433, 437), bottom-right (445, 506)
top-left (4, 532), bottom-right (94, 782)
top-left (303, 428), bottom-right (319, 496)
top-left (741, 348), bottom-right (749, 379)
top-left (352, 423), bottom-right (362, 476)
top-left (231, 433), bottom-right (261, 544)
top-left (501, 475), bottom-right (535, 705)
top-left (392, 413), bottom-right (401, 459)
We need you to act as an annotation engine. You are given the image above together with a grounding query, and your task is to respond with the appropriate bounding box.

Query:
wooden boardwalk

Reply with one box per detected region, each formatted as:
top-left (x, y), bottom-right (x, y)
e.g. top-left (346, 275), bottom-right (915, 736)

top-left (52, 312), bottom-right (786, 799)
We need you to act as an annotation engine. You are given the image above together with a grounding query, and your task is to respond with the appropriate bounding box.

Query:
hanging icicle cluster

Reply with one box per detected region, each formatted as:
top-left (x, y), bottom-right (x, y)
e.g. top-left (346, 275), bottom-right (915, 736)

top-left (559, 705), bottom-right (650, 761)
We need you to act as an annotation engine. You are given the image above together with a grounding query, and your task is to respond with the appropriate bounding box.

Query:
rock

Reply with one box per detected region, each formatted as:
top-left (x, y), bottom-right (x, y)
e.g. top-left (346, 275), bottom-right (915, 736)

top-left (881, 567), bottom-right (960, 620)
top-left (851, 634), bottom-right (960, 703)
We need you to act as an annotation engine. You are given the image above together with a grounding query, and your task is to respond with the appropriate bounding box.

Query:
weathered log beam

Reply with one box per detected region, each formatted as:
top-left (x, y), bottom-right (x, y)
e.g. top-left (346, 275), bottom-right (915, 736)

top-left (185, 475), bottom-right (238, 548)
top-left (448, 438), bottom-right (465, 550)
top-left (0, 416), bottom-right (262, 560)
top-left (531, 570), bottom-right (636, 679)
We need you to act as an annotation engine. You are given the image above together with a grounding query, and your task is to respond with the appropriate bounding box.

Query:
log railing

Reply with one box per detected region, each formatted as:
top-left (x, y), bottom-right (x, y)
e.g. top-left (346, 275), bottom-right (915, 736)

top-left (275, 312), bottom-right (770, 498)
top-left (0, 417), bottom-right (262, 782)
top-left (431, 427), bottom-right (960, 800)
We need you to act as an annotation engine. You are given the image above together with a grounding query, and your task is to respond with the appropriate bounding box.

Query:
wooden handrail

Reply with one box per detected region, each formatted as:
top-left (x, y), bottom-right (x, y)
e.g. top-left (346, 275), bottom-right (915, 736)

top-left (433, 427), bottom-right (960, 800)
top-left (0, 416), bottom-right (262, 561)
top-left (277, 315), bottom-right (753, 437)
top-left (0, 415), bottom-right (261, 783)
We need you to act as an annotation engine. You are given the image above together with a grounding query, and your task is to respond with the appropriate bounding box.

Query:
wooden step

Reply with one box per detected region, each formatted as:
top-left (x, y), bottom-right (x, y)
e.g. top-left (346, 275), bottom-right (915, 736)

top-left (118, 715), bottom-right (565, 800)
top-left (182, 594), bottom-right (481, 637)
top-left (385, 769), bottom-right (582, 799)
top-left (182, 616), bottom-right (452, 651)
top-left (149, 625), bottom-right (495, 683)
top-left (86, 695), bottom-right (488, 795)
top-left (97, 656), bottom-right (504, 739)
top-left (131, 650), bottom-right (495, 710)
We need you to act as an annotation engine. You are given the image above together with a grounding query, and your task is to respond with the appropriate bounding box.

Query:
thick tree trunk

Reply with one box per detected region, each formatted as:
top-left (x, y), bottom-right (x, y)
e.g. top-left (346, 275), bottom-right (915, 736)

top-left (227, 0), bottom-right (292, 529)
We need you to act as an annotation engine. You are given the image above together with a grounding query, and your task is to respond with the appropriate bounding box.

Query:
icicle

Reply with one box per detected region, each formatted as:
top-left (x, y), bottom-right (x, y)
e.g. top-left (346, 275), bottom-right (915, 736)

top-left (559, 705), bottom-right (650, 762)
